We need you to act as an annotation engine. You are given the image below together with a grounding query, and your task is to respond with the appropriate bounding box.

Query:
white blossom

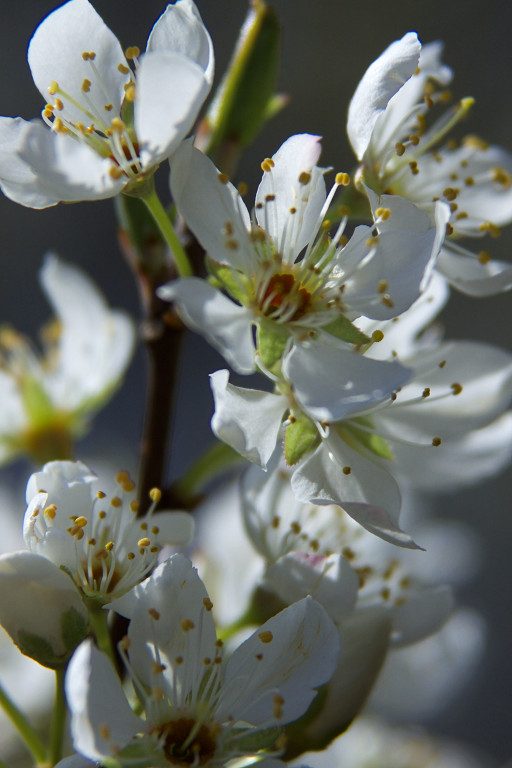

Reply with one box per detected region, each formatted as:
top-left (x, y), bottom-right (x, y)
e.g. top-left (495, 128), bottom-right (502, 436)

top-left (24, 460), bottom-right (194, 602)
top-left (160, 134), bottom-right (448, 374)
top-left (0, 255), bottom-right (135, 464)
top-left (0, 0), bottom-right (213, 207)
top-left (347, 32), bottom-right (512, 295)
top-left (64, 554), bottom-right (340, 766)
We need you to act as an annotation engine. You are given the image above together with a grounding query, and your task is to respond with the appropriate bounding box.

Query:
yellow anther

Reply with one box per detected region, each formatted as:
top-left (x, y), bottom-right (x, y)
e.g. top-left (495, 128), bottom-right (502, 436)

top-left (291, 522), bottom-right (301, 534)
top-left (342, 466), bottom-right (352, 475)
top-left (372, 330), bottom-right (384, 342)
top-left (378, 280), bottom-right (388, 294)
top-left (181, 618), bottom-right (195, 631)
top-left (395, 142), bottom-right (406, 156)
top-left (289, 206), bottom-right (297, 214)
top-left (124, 84), bottom-right (135, 103)
top-left (492, 167), bottom-right (511, 187)
top-left (479, 221), bottom-right (501, 238)
top-left (337, 205), bottom-right (351, 218)
top-left (137, 537), bottom-right (150, 548)
top-left (44, 504), bottom-right (57, 519)
top-left (321, 219), bottom-right (331, 230)
top-left (478, 250), bottom-right (491, 265)
top-left (110, 117), bottom-right (126, 134)
top-left (464, 176), bottom-right (475, 187)
top-left (111, 496), bottom-right (122, 508)
top-left (151, 526), bottom-right (160, 535)
top-left (44, 103), bottom-right (54, 113)
top-left (463, 134), bottom-right (488, 151)
top-left (375, 207), bottom-right (391, 221)
top-left (237, 181), bottom-right (248, 196)
top-left (130, 500), bottom-right (140, 512)
top-left (109, 165), bottom-right (125, 180)
top-left (335, 172), bottom-right (350, 186)
top-left (53, 98), bottom-right (64, 111)
top-left (75, 122), bottom-right (85, 134)
top-left (451, 382), bottom-right (463, 395)
top-left (53, 118), bottom-right (67, 134)
top-left (127, 552), bottom-right (135, 560)
top-left (105, 541), bottom-right (114, 552)
top-left (258, 630), bottom-right (273, 644)
top-left (409, 160), bottom-right (419, 175)
top-left (99, 724), bottom-right (110, 739)
top-left (381, 295), bottom-right (394, 308)
top-left (261, 158), bottom-right (274, 172)
top-left (140, 522), bottom-right (148, 531)
top-left (74, 516), bottom-right (88, 528)
top-left (218, 172), bottom-right (229, 185)
top-left (203, 597), bottom-right (213, 611)
top-left (365, 236), bottom-right (379, 248)
top-left (298, 171), bottom-right (311, 185)
top-left (98, 510), bottom-right (107, 519)
top-left (148, 608), bottom-right (160, 620)
top-left (118, 63), bottom-right (130, 75)
top-left (80, 78), bottom-right (91, 94)
top-left (273, 693), bottom-right (284, 719)
top-left (149, 487), bottom-right (161, 503)
top-left (408, 134), bottom-right (420, 146)
top-left (443, 187), bottom-right (459, 201)
top-left (48, 81), bottom-right (59, 95)
top-left (125, 46), bottom-right (140, 59)
top-left (446, 223), bottom-right (454, 236)
top-left (88, 538), bottom-right (96, 546)
top-left (422, 387), bottom-right (431, 398)
top-left (432, 437), bottom-right (442, 446)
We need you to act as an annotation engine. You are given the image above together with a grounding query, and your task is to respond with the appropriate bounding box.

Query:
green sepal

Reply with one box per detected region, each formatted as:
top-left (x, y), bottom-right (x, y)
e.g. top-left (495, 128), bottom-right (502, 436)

top-left (20, 377), bottom-right (55, 427)
top-left (257, 318), bottom-right (290, 369)
top-left (60, 606), bottom-right (89, 655)
top-left (232, 726), bottom-right (282, 754)
top-left (322, 315), bottom-right (370, 346)
top-left (339, 419), bottom-right (394, 461)
top-left (207, 261), bottom-right (250, 305)
top-left (205, 1), bottom-right (281, 160)
top-left (285, 412), bottom-right (319, 466)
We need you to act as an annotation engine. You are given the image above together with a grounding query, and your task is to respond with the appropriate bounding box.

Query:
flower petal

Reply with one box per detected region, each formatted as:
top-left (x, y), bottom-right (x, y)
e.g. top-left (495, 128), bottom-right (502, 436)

top-left (147, 0), bottom-right (214, 85)
top-left (437, 247), bottom-right (512, 296)
top-left (217, 597), bottom-right (340, 726)
top-left (159, 278), bottom-right (255, 373)
top-left (135, 51), bottom-right (210, 168)
top-left (347, 32), bottom-right (421, 160)
top-left (66, 640), bottom-right (141, 761)
top-left (210, 370), bottom-right (286, 468)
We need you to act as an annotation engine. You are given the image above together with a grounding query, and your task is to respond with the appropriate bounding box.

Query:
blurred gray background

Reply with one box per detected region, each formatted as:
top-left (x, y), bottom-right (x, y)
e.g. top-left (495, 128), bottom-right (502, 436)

top-left (0, 0), bottom-right (510, 762)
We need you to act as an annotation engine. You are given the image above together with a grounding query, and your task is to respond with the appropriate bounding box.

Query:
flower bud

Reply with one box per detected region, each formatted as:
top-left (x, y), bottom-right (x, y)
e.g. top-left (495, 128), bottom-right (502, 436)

top-left (0, 551), bottom-right (89, 669)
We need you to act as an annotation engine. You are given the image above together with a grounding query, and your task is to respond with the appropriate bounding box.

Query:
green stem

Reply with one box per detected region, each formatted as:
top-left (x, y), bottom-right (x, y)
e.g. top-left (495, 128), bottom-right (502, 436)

top-left (141, 187), bottom-right (193, 277)
top-left (170, 441), bottom-right (245, 505)
top-left (49, 667), bottom-right (66, 766)
top-left (88, 601), bottom-right (117, 668)
top-left (0, 679), bottom-right (47, 763)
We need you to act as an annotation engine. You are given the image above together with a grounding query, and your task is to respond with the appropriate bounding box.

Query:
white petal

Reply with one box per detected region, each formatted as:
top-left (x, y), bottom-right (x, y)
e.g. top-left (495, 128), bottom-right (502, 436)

top-left (347, 33), bottom-right (421, 160)
top-left (255, 134), bottom-right (325, 260)
top-left (54, 756), bottom-right (96, 768)
top-left (159, 278), bottom-right (255, 373)
top-left (147, 0), bottom-right (214, 85)
top-left (210, 370), bottom-right (286, 468)
top-left (390, 586), bottom-right (454, 646)
top-left (40, 255), bottom-right (135, 409)
top-left (66, 640), bottom-right (141, 761)
top-left (0, 118), bottom-right (61, 208)
top-left (291, 440), bottom-right (418, 548)
top-left (437, 246), bottom-right (512, 296)
top-left (136, 51), bottom-right (210, 168)
top-left (18, 121), bottom-right (125, 201)
top-left (25, 459), bottom-right (96, 506)
top-left (283, 341), bottom-right (411, 423)
top-left (217, 597), bottom-right (340, 726)
top-left (28, 0), bottom-right (128, 124)
top-left (149, 510), bottom-right (194, 546)
top-left (170, 140), bottom-right (252, 270)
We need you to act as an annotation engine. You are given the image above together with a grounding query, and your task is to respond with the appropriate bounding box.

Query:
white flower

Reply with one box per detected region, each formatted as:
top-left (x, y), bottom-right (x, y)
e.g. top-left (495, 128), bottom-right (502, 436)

top-left (347, 32), bottom-right (512, 295)
top-left (210, 274), bottom-right (512, 542)
top-left (0, 255), bottom-right (135, 464)
top-left (24, 460), bottom-right (194, 602)
top-left (64, 554), bottom-right (340, 766)
top-left (0, 0), bottom-right (213, 207)
top-left (159, 134), bottom-right (448, 374)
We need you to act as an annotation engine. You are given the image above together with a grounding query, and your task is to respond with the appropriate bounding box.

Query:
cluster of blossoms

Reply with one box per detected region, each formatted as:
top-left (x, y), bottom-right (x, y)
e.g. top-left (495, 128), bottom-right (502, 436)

top-left (0, 1), bottom-right (509, 767)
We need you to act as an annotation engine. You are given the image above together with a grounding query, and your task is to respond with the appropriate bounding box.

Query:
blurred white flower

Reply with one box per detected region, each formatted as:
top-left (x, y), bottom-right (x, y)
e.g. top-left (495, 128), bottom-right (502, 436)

top-left (347, 32), bottom-right (512, 296)
top-left (0, 0), bottom-right (213, 206)
top-left (0, 255), bottom-right (135, 464)
top-left (23, 459), bottom-right (194, 602)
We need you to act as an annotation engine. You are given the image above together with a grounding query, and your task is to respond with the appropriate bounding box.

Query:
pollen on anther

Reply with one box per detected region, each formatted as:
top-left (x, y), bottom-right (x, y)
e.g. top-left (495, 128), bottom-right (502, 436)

top-left (125, 46), bottom-right (141, 59)
top-left (422, 387), bottom-right (431, 398)
top-left (372, 330), bottom-right (384, 342)
top-left (261, 158), bottom-right (274, 172)
top-left (203, 598), bottom-right (213, 612)
top-left (111, 496), bottom-right (123, 508)
top-left (375, 207), bottom-right (391, 221)
top-left (409, 161), bottom-right (419, 175)
top-left (99, 724), bottom-right (110, 739)
top-left (237, 181), bottom-right (248, 196)
top-left (44, 504), bottom-right (57, 519)
top-left (127, 552), bottom-right (135, 560)
top-left (149, 487), bottom-right (162, 503)
top-left (81, 79), bottom-right (91, 93)
top-left (181, 618), bottom-right (195, 632)
top-left (451, 382), bottom-right (463, 395)
top-left (148, 608), bottom-right (160, 620)
top-left (343, 466), bottom-right (351, 475)
top-left (395, 142), bottom-right (406, 156)
top-left (137, 537), bottom-right (150, 548)
top-left (335, 172), bottom-right (350, 186)
top-left (258, 630), bottom-right (273, 644)
top-left (218, 172), bottom-right (230, 185)
top-left (478, 250), bottom-right (491, 264)
top-left (432, 437), bottom-right (442, 447)
top-left (48, 81), bottom-right (59, 95)
top-left (105, 541), bottom-right (114, 552)
top-left (118, 63), bottom-right (130, 74)
top-left (298, 171), bottom-right (311, 185)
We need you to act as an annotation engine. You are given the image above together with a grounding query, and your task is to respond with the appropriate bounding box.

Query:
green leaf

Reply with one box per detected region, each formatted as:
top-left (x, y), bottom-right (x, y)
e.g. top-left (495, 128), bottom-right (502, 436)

top-left (339, 419), bottom-right (394, 461)
top-left (206, 1), bottom-right (281, 158)
top-left (322, 315), bottom-right (370, 346)
top-left (285, 412), bottom-right (319, 465)
top-left (257, 318), bottom-right (290, 369)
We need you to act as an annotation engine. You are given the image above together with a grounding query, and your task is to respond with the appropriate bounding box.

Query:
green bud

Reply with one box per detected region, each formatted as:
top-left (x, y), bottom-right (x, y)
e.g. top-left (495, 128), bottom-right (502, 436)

top-left (257, 318), bottom-right (290, 369)
top-left (321, 315), bottom-right (370, 346)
